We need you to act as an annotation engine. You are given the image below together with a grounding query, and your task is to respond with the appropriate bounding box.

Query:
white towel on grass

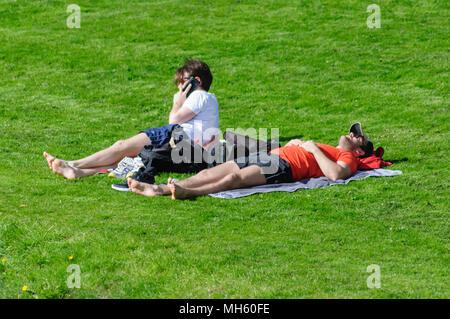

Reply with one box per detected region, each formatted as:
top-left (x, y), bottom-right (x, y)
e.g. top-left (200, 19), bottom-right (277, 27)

top-left (208, 168), bottom-right (402, 199)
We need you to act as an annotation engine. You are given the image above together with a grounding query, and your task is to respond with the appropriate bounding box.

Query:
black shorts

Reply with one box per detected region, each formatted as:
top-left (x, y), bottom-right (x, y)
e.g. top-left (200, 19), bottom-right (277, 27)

top-left (233, 152), bottom-right (293, 184)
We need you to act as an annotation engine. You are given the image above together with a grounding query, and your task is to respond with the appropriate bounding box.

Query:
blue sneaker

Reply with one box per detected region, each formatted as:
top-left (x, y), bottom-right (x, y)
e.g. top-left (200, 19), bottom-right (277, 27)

top-left (111, 181), bottom-right (129, 192)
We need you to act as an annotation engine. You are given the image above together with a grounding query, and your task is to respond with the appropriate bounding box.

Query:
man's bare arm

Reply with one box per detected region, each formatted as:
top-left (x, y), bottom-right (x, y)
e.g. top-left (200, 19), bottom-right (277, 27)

top-left (300, 141), bottom-right (352, 181)
top-left (169, 98), bottom-right (183, 122)
top-left (169, 106), bottom-right (196, 125)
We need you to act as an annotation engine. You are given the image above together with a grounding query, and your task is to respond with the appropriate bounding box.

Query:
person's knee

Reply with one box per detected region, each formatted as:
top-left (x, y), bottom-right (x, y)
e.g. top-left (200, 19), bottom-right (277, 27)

top-left (113, 135), bottom-right (148, 158)
top-left (112, 139), bottom-right (128, 153)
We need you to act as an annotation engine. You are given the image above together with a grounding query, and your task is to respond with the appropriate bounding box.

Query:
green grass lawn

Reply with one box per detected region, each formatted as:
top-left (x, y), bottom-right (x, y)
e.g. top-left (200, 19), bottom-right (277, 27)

top-left (0, 0), bottom-right (448, 298)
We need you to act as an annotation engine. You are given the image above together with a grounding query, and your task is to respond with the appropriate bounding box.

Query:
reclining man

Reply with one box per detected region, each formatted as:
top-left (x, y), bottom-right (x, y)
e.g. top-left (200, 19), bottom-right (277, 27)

top-left (128, 123), bottom-right (374, 199)
top-left (44, 59), bottom-right (219, 179)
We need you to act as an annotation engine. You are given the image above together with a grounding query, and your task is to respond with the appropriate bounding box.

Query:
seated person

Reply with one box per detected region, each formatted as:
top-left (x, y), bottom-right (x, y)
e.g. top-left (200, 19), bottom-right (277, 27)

top-left (44, 59), bottom-right (219, 179)
top-left (127, 123), bottom-right (374, 199)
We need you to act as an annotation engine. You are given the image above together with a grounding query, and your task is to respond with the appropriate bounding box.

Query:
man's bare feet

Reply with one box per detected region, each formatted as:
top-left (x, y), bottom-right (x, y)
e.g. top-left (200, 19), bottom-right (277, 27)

top-left (43, 152), bottom-right (56, 170)
top-left (44, 152), bottom-right (79, 179)
top-left (52, 158), bottom-right (78, 179)
top-left (168, 178), bottom-right (191, 200)
top-left (128, 178), bottom-right (169, 197)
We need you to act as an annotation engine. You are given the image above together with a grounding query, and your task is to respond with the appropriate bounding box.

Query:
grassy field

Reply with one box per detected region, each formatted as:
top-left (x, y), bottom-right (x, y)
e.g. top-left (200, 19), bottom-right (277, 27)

top-left (0, 0), bottom-right (448, 298)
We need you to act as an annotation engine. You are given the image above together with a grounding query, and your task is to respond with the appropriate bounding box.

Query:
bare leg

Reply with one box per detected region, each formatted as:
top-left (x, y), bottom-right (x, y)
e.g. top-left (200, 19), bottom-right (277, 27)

top-left (128, 178), bottom-right (171, 197)
top-left (126, 161), bottom-right (240, 198)
top-left (69, 133), bottom-right (151, 168)
top-left (171, 161), bottom-right (241, 189)
top-left (128, 161), bottom-right (241, 198)
top-left (49, 157), bottom-right (119, 179)
top-left (169, 165), bottom-right (267, 199)
top-left (44, 133), bottom-right (151, 174)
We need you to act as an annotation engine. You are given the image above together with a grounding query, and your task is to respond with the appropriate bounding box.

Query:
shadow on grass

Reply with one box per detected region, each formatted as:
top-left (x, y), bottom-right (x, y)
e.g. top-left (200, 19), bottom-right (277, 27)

top-left (388, 158), bottom-right (408, 164)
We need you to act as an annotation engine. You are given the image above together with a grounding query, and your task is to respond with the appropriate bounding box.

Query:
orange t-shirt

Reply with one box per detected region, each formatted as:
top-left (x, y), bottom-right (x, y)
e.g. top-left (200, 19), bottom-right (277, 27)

top-left (270, 143), bottom-right (358, 181)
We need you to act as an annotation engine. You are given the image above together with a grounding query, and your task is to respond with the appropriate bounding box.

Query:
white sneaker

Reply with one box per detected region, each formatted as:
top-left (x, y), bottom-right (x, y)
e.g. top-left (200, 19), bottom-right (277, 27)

top-left (127, 156), bottom-right (144, 178)
top-left (108, 157), bottom-right (136, 179)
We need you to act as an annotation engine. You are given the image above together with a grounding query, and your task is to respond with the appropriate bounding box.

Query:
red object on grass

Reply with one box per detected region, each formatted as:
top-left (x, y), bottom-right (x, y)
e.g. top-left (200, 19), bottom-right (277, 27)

top-left (356, 147), bottom-right (392, 170)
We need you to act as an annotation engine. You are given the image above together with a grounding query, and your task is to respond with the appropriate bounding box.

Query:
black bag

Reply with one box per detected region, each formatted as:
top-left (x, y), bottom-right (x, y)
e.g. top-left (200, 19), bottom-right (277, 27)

top-left (222, 131), bottom-right (280, 156)
top-left (132, 128), bottom-right (208, 184)
top-left (203, 131), bottom-right (281, 166)
top-left (132, 129), bottom-right (280, 184)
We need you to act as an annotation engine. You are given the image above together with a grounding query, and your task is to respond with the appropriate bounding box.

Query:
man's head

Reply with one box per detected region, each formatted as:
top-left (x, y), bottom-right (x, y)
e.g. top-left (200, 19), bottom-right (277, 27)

top-left (338, 122), bottom-right (374, 158)
top-left (174, 59), bottom-right (213, 91)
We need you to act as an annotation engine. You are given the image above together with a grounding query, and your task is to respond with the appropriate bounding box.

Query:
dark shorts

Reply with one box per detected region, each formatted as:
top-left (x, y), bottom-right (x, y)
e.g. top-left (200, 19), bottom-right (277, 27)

top-left (140, 124), bottom-right (182, 148)
top-left (233, 152), bottom-right (293, 184)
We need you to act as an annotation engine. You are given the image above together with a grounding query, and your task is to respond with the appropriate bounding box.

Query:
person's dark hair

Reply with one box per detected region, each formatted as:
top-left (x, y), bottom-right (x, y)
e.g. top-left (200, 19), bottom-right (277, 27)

top-left (360, 140), bottom-right (374, 158)
top-left (174, 59), bottom-right (213, 91)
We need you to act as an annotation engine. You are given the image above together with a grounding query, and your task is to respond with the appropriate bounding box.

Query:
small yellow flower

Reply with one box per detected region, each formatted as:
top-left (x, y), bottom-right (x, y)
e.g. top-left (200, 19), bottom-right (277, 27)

top-left (68, 256), bottom-right (73, 260)
top-left (1, 258), bottom-right (6, 263)
top-left (7, 246), bottom-right (11, 249)
top-left (22, 285), bottom-right (28, 291)
top-left (404, 286), bottom-right (408, 289)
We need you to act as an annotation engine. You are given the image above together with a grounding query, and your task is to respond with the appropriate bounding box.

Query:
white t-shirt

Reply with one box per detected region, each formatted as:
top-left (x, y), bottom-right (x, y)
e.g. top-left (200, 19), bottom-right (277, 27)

top-left (178, 90), bottom-right (219, 146)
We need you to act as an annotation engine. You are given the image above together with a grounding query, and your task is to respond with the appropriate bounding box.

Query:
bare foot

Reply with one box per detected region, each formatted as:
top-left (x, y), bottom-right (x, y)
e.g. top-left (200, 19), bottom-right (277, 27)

top-left (52, 158), bottom-right (78, 179)
top-left (43, 152), bottom-right (56, 170)
top-left (128, 179), bottom-right (169, 197)
top-left (167, 178), bottom-right (176, 199)
top-left (168, 180), bottom-right (191, 200)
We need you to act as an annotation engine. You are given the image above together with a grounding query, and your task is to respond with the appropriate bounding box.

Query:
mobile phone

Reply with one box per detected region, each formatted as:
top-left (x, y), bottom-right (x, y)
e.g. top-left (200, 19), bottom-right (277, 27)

top-left (182, 77), bottom-right (201, 98)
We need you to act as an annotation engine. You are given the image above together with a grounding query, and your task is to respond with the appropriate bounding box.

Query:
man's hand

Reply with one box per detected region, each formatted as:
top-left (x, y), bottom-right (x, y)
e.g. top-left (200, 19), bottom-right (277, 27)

top-left (286, 139), bottom-right (319, 154)
top-left (173, 83), bottom-right (192, 108)
top-left (285, 139), bottom-right (305, 147)
top-left (169, 83), bottom-right (196, 125)
top-left (300, 140), bottom-right (319, 154)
